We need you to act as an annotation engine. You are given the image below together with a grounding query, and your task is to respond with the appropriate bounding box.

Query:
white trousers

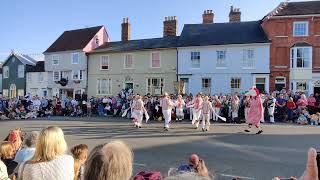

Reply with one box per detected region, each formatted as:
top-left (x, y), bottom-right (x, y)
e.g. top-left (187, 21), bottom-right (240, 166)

top-left (202, 114), bottom-right (211, 130)
top-left (176, 108), bottom-right (184, 120)
top-left (192, 109), bottom-right (202, 127)
top-left (213, 108), bottom-right (220, 121)
top-left (244, 108), bottom-right (250, 122)
top-left (232, 111), bottom-right (238, 119)
top-left (133, 110), bottom-right (143, 127)
top-left (268, 106), bottom-right (275, 123)
top-left (163, 109), bottom-right (172, 128)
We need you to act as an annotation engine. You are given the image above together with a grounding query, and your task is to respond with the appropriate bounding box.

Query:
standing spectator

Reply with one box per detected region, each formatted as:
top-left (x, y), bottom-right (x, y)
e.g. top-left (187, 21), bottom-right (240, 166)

top-left (84, 141), bottom-right (133, 180)
top-left (14, 131), bottom-right (39, 165)
top-left (276, 94), bottom-right (287, 122)
top-left (286, 97), bottom-right (296, 122)
top-left (243, 95), bottom-right (251, 123)
top-left (71, 144), bottom-right (88, 180)
top-left (307, 94), bottom-right (317, 114)
top-left (231, 95), bottom-right (240, 123)
top-left (18, 126), bottom-right (74, 180)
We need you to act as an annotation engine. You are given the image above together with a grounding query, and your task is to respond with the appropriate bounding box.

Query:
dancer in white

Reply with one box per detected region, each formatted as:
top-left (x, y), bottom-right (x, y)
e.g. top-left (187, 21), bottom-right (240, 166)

top-left (267, 93), bottom-right (276, 123)
top-left (190, 93), bottom-right (203, 129)
top-left (201, 96), bottom-right (214, 132)
top-left (175, 95), bottom-right (185, 122)
top-left (212, 95), bottom-right (221, 122)
top-left (160, 93), bottom-right (174, 131)
top-left (132, 95), bottom-right (146, 128)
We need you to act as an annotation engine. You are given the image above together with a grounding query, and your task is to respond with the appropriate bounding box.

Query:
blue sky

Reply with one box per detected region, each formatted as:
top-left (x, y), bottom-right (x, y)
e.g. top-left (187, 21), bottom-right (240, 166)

top-left (0, 0), bottom-right (304, 60)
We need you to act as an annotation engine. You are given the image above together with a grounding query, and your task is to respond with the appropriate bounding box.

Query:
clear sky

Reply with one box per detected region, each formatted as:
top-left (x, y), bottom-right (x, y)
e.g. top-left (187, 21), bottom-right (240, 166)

top-left (0, 0), bottom-right (307, 60)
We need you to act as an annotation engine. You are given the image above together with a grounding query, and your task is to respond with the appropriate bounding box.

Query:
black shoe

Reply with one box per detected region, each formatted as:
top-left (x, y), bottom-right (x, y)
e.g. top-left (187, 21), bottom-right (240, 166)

top-left (138, 126), bottom-right (142, 129)
top-left (256, 130), bottom-right (263, 134)
top-left (164, 128), bottom-right (169, 131)
top-left (202, 128), bottom-right (205, 132)
top-left (244, 129), bottom-right (250, 132)
top-left (206, 129), bottom-right (208, 131)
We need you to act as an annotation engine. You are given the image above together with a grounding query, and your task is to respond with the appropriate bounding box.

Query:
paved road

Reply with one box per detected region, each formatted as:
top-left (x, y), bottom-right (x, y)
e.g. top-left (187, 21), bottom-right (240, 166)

top-left (0, 117), bottom-right (319, 180)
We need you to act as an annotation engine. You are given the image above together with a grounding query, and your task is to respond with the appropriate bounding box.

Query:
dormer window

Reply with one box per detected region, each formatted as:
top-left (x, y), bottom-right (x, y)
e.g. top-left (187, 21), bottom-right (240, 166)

top-left (95, 37), bottom-right (99, 46)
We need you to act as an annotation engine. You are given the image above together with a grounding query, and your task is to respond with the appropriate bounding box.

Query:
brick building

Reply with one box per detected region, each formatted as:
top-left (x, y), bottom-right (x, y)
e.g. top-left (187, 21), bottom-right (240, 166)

top-left (262, 1), bottom-right (320, 95)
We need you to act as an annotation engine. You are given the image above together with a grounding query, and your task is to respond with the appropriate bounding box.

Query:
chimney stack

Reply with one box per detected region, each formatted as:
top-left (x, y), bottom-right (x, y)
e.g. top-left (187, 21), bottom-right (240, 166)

top-left (163, 16), bottom-right (177, 37)
top-left (202, 10), bottom-right (214, 24)
top-left (229, 6), bottom-right (241, 23)
top-left (121, 17), bottom-right (130, 41)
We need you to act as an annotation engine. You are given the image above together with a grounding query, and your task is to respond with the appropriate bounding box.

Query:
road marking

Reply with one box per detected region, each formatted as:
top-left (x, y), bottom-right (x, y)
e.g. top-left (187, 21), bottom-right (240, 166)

top-left (218, 173), bottom-right (255, 179)
top-left (133, 163), bottom-right (147, 167)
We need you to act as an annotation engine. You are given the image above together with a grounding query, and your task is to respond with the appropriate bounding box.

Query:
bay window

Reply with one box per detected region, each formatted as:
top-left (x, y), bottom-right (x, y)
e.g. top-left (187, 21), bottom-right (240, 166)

top-left (72, 70), bottom-right (83, 80)
top-left (290, 47), bottom-right (311, 68)
top-left (147, 78), bottom-right (164, 95)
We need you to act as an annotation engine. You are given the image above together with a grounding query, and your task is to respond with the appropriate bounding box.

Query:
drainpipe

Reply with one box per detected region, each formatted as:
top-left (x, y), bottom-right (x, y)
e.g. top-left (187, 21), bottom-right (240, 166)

top-left (85, 53), bottom-right (89, 100)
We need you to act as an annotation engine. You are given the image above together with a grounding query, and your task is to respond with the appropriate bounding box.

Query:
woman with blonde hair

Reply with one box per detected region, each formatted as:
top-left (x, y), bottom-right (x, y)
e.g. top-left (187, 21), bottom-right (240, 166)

top-left (84, 140), bottom-right (133, 180)
top-left (18, 126), bottom-right (74, 180)
top-left (0, 141), bottom-right (17, 177)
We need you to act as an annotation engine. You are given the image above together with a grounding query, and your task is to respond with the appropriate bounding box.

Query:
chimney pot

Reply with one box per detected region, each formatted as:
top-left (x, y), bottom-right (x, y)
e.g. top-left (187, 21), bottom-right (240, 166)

top-left (229, 6), bottom-right (241, 22)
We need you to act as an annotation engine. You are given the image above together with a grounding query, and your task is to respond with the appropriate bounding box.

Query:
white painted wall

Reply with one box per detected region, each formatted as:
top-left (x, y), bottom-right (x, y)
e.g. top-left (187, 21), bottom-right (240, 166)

top-left (178, 43), bottom-right (270, 95)
top-left (26, 72), bottom-right (51, 98)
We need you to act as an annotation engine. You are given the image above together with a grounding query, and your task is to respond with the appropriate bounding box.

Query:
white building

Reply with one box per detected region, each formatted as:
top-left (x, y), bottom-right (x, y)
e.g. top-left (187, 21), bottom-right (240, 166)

top-left (178, 21), bottom-right (270, 95)
top-left (26, 61), bottom-right (50, 98)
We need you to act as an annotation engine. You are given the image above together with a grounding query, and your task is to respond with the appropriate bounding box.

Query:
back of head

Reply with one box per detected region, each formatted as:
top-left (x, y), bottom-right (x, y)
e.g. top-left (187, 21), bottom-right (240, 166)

top-left (84, 140), bottom-right (133, 180)
top-left (0, 141), bottom-right (14, 159)
top-left (24, 131), bottom-right (39, 148)
top-left (32, 126), bottom-right (67, 162)
top-left (71, 144), bottom-right (88, 160)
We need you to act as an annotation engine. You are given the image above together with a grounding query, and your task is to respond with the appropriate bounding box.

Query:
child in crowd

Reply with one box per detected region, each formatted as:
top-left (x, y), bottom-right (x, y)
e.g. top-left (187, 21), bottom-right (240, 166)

top-left (286, 97), bottom-right (296, 122)
top-left (71, 144), bottom-right (89, 180)
top-left (297, 108), bottom-right (310, 125)
top-left (310, 113), bottom-right (319, 126)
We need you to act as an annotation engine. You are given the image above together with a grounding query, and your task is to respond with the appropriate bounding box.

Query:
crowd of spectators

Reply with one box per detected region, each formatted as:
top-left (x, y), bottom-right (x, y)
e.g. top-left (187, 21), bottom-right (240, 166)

top-left (0, 88), bottom-right (320, 126)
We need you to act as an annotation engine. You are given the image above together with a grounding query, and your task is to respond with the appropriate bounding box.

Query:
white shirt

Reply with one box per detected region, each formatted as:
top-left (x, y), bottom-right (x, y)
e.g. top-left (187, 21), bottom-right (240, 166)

top-left (0, 160), bottom-right (9, 180)
top-left (19, 155), bottom-right (74, 180)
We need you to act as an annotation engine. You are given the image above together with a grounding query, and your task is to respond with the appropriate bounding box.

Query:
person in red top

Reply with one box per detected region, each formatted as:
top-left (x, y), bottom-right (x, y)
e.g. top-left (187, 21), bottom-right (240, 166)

top-left (286, 97), bottom-right (296, 122)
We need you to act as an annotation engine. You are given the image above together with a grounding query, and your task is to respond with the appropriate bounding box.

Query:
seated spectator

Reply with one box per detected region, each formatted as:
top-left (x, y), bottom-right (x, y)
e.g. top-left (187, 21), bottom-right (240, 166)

top-left (177, 154), bottom-right (209, 178)
top-left (310, 114), bottom-right (319, 126)
top-left (18, 126), bottom-right (74, 180)
top-left (84, 140), bottom-right (133, 180)
top-left (14, 131), bottom-right (39, 164)
top-left (0, 157), bottom-right (9, 180)
top-left (297, 109), bottom-right (310, 125)
top-left (165, 172), bottom-right (211, 180)
top-left (71, 144), bottom-right (88, 180)
top-left (0, 141), bottom-right (18, 177)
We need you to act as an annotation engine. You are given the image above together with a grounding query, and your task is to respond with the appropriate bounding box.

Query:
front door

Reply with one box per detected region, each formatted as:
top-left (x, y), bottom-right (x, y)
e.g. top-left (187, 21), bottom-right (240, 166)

top-left (9, 84), bottom-right (17, 98)
top-left (180, 78), bottom-right (189, 95)
top-left (125, 83), bottom-right (133, 90)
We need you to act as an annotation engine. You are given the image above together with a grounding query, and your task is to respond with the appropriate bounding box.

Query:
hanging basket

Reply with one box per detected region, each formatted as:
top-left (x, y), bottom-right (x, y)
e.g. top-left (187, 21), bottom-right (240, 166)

top-left (59, 78), bottom-right (68, 86)
top-left (73, 80), bottom-right (81, 84)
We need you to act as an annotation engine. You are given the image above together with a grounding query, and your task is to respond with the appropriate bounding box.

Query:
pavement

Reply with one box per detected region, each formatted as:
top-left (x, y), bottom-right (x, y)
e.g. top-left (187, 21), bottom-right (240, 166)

top-left (0, 117), bottom-right (319, 180)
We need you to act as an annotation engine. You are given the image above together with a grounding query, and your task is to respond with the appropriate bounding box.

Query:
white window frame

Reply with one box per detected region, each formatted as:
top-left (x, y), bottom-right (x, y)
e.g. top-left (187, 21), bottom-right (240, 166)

top-left (52, 55), bottom-right (60, 65)
top-left (293, 21), bottom-right (309, 37)
top-left (296, 81), bottom-right (308, 92)
top-left (3, 66), bottom-right (9, 78)
top-left (71, 53), bottom-right (80, 64)
top-left (100, 55), bottom-right (109, 70)
top-left (191, 51), bottom-right (200, 69)
top-left (201, 78), bottom-right (211, 95)
top-left (97, 78), bottom-right (112, 95)
top-left (290, 47), bottom-right (312, 69)
top-left (242, 49), bottom-right (255, 69)
top-left (72, 70), bottom-right (83, 80)
top-left (146, 78), bottom-right (164, 95)
top-left (216, 50), bottom-right (227, 68)
top-left (150, 52), bottom-right (161, 68)
top-left (18, 65), bottom-right (25, 78)
top-left (53, 71), bottom-right (61, 81)
top-left (275, 76), bottom-right (286, 88)
top-left (124, 54), bottom-right (134, 69)
top-left (38, 73), bottom-right (44, 82)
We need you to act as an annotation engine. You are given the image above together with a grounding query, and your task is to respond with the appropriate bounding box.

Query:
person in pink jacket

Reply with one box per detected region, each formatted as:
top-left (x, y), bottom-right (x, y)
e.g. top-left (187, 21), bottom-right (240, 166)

top-left (244, 87), bottom-right (264, 134)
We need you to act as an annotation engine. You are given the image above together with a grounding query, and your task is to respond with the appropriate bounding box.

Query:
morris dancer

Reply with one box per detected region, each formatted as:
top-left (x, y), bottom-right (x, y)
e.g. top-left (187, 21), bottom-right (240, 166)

top-left (189, 93), bottom-right (203, 129)
top-left (244, 87), bottom-right (264, 134)
top-left (267, 93), bottom-right (276, 123)
top-left (160, 93), bottom-right (174, 131)
top-left (175, 95), bottom-right (185, 122)
top-left (132, 95), bottom-right (147, 128)
top-left (201, 96), bottom-right (214, 132)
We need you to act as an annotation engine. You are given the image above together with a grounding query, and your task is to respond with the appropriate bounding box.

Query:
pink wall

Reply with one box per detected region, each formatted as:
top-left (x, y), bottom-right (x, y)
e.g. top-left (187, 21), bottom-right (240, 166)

top-left (83, 26), bottom-right (110, 52)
